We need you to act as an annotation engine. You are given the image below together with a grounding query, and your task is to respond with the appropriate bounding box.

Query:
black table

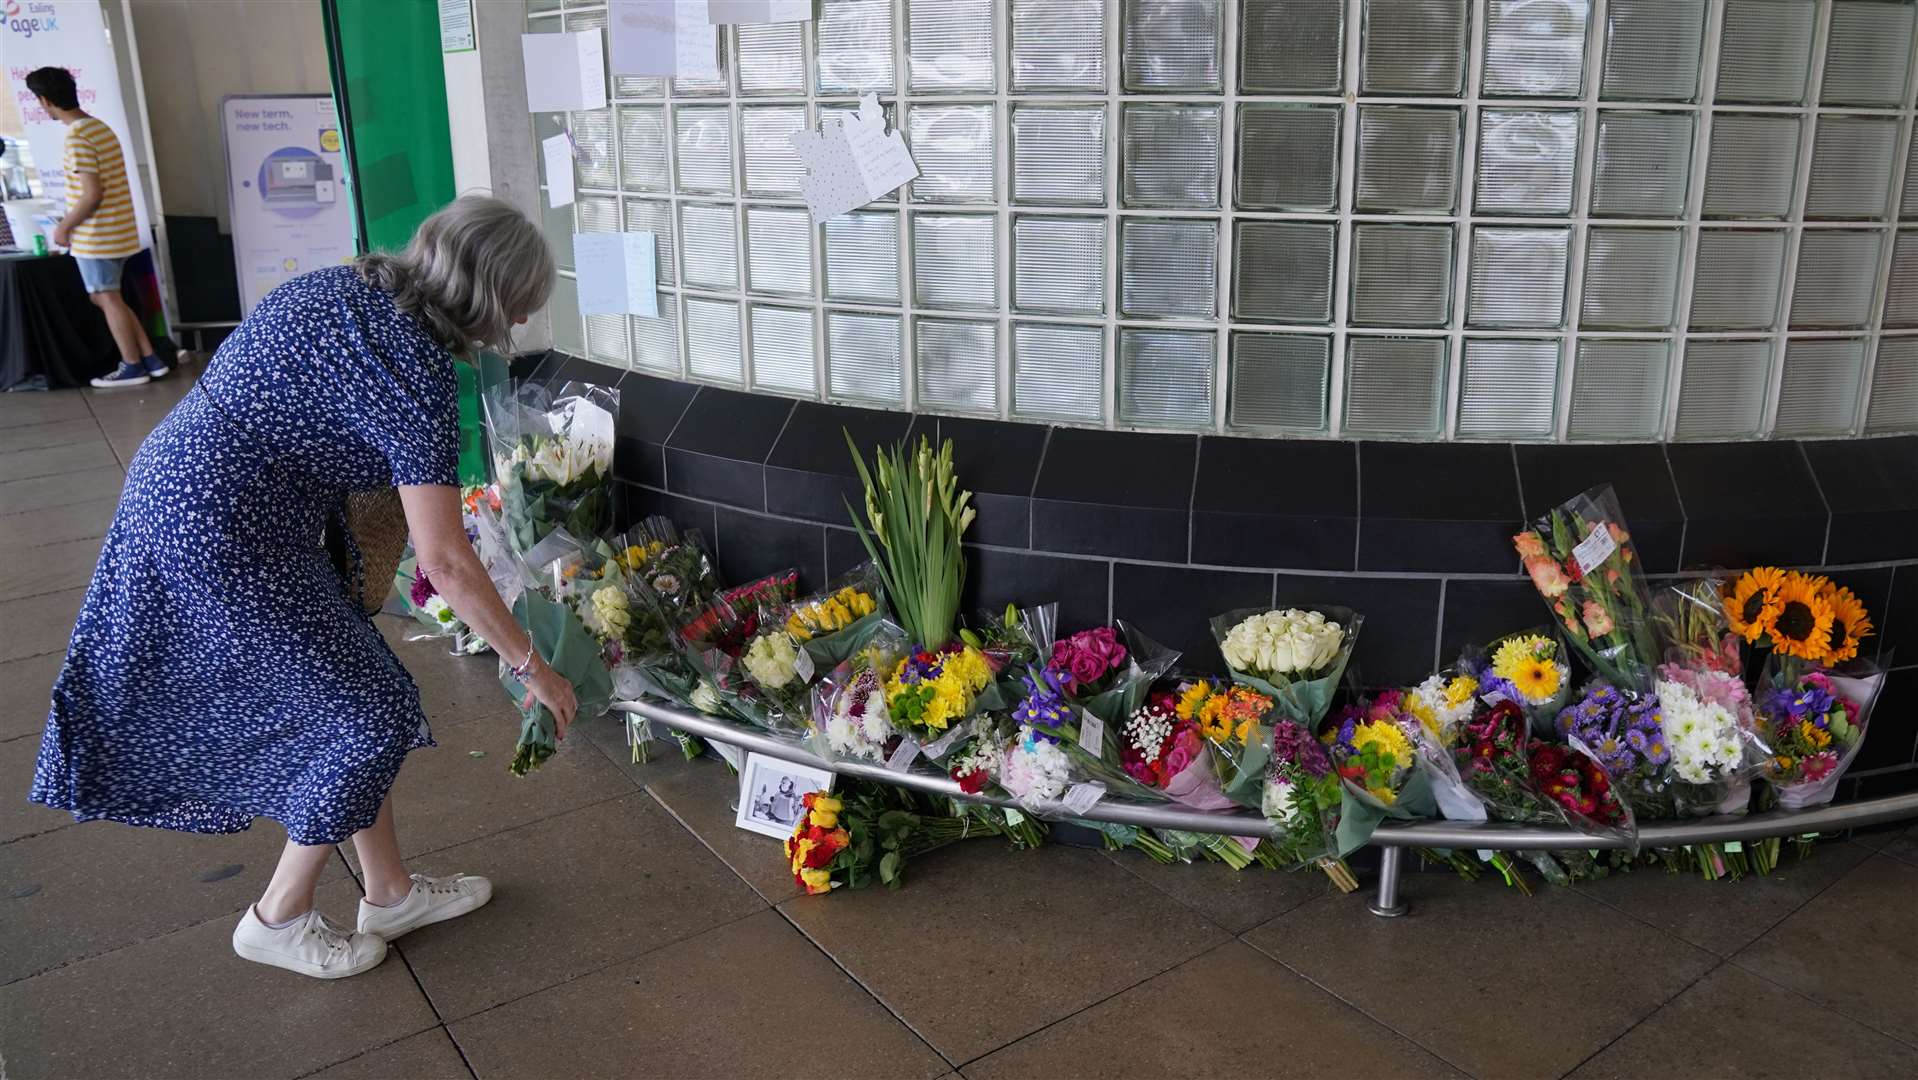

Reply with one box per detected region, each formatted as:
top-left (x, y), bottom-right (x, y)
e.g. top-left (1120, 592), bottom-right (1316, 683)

top-left (0, 251), bottom-right (175, 391)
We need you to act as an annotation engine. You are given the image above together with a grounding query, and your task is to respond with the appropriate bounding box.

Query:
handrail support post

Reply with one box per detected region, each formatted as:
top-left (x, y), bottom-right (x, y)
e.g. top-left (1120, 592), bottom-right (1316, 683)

top-left (1368, 846), bottom-right (1408, 918)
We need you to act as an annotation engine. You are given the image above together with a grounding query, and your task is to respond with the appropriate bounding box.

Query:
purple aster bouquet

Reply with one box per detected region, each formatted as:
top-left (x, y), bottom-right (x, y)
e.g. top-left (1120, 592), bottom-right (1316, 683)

top-left (1261, 720), bottom-right (1357, 892)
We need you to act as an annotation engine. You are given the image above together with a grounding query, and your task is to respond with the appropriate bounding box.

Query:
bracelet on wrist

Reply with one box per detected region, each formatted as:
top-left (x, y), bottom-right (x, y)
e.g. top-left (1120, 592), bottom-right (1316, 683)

top-left (511, 643), bottom-right (541, 681)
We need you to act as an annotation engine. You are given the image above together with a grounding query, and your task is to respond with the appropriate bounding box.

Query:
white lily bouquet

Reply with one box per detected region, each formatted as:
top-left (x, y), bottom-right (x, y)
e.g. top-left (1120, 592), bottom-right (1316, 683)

top-left (482, 380), bottom-right (618, 558)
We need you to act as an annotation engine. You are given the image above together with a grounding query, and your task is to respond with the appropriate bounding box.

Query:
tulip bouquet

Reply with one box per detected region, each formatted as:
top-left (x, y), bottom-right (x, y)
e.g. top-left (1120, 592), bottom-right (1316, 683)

top-left (784, 565), bottom-right (888, 671)
top-left (1512, 485), bottom-right (1660, 693)
top-left (483, 380), bottom-right (618, 556)
top-left (1207, 606), bottom-right (1362, 804)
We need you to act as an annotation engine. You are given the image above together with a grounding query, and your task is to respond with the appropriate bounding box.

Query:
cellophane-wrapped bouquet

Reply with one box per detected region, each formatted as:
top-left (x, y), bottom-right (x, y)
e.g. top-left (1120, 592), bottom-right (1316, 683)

top-left (680, 570), bottom-right (801, 730)
top-left (1207, 606), bottom-right (1362, 804)
top-left (1512, 484), bottom-right (1660, 694)
top-left (482, 380), bottom-right (617, 557)
top-left (808, 631), bottom-right (908, 764)
top-left (1005, 622), bottom-right (1182, 798)
top-left (1465, 630), bottom-right (1572, 737)
top-left (494, 545), bottom-right (616, 777)
top-left (783, 564), bottom-right (888, 672)
top-left (1320, 692), bottom-right (1438, 856)
top-left (1260, 717), bottom-right (1358, 891)
top-left (394, 485), bottom-right (498, 655)
top-left (783, 782), bottom-right (1029, 895)
top-left (1453, 697), bottom-right (1631, 884)
top-left (960, 603), bottom-right (1055, 705)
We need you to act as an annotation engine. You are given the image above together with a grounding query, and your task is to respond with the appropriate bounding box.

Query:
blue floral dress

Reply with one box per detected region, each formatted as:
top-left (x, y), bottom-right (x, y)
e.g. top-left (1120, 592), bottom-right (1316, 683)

top-left (30, 266), bottom-right (462, 845)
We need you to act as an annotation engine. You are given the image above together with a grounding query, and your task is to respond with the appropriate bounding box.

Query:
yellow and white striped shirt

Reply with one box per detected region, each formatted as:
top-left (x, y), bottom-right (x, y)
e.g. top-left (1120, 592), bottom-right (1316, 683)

top-left (63, 116), bottom-right (140, 259)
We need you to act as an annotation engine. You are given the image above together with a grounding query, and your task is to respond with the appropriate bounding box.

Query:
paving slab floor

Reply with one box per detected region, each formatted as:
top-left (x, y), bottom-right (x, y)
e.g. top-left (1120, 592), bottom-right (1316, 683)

top-left (3, 376), bottom-right (1917, 1080)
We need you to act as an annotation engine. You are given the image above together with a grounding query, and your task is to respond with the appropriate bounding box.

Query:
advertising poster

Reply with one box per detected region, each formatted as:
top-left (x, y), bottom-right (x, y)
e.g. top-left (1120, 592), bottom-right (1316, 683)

top-left (1, 0), bottom-right (155, 246)
top-left (221, 95), bottom-right (354, 315)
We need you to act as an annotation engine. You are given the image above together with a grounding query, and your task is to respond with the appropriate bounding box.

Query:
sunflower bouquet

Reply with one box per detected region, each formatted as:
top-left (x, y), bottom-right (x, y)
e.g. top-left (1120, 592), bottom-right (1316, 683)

top-left (1722, 568), bottom-right (1874, 675)
top-left (1512, 484), bottom-right (1661, 693)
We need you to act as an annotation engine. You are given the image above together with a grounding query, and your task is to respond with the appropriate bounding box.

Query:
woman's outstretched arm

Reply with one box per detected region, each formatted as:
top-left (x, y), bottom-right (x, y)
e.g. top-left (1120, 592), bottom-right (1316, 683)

top-left (397, 484), bottom-right (578, 735)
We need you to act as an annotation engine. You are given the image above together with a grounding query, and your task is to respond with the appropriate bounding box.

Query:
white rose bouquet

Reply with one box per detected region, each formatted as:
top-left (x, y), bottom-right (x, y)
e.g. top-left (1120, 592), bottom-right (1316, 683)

top-left (1207, 605), bottom-right (1363, 805)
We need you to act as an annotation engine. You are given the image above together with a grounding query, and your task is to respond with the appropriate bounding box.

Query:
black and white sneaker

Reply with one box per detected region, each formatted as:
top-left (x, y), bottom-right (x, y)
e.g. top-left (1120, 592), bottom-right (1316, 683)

top-left (90, 363), bottom-right (150, 390)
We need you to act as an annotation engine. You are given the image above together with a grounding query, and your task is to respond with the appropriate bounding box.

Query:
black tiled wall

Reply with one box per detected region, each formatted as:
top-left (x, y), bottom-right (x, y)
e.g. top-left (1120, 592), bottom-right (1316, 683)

top-left (531, 355), bottom-right (1918, 787)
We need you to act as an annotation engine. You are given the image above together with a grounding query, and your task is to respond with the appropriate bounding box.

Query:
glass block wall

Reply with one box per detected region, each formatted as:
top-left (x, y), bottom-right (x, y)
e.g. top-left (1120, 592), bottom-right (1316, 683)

top-left (527, 0), bottom-right (1918, 441)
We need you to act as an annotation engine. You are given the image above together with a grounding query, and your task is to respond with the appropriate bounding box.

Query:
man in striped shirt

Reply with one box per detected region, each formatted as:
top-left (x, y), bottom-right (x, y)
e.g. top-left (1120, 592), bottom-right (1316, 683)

top-left (26, 66), bottom-right (165, 388)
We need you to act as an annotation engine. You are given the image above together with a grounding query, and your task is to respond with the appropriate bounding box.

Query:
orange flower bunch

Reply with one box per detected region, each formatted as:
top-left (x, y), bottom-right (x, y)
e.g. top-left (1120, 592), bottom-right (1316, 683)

top-left (1723, 568), bottom-right (1873, 664)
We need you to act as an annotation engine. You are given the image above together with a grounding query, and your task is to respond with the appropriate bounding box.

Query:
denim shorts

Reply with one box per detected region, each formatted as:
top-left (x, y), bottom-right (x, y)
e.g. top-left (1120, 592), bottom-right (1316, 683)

top-left (75, 256), bottom-right (126, 294)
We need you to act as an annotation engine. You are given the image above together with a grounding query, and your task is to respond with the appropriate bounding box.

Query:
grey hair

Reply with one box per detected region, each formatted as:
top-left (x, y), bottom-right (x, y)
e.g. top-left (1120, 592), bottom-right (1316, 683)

top-left (355, 194), bottom-right (554, 356)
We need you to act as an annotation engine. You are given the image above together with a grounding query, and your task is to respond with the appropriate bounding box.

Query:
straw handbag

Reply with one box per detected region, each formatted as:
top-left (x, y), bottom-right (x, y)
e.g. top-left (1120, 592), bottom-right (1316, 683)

top-left (342, 487), bottom-right (410, 616)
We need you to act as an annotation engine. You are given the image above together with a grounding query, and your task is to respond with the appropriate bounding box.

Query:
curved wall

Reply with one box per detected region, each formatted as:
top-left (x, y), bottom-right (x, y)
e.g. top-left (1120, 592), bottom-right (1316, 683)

top-left (531, 349), bottom-right (1918, 800)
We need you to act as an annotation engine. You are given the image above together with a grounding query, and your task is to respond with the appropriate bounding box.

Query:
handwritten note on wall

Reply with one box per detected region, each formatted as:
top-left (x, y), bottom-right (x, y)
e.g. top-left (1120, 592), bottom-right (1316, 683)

top-left (573, 232), bottom-right (660, 318)
top-left (607, 0), bottom-right (721, 79)
top-left (790, 94), bottom-right (920, 223)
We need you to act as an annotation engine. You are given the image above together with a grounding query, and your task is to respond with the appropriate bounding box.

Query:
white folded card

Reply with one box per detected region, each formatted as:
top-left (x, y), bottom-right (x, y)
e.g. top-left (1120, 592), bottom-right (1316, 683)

top-left (607, 0), bottom-right (721, 79)
top-left (573, 232), bottom-right (659, 318)
top-left (790, 93), bottom-right (920, 223)
top-left (541, 133), bottom-right (575, 209)
top-left (706, 0), bottom-right (815, 23)
top-left (520, 31), bottom-right (606, 113)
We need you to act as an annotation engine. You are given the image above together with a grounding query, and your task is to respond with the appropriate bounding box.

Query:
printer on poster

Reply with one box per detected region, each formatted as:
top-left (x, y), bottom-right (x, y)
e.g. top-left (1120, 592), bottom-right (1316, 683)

top-left (221, 95), bottom-right (354, 316)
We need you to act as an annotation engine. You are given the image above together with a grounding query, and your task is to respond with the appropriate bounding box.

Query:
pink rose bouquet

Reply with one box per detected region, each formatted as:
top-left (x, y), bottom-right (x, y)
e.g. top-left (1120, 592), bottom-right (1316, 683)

top-left (1047, 626), bottom-right (1129, 696)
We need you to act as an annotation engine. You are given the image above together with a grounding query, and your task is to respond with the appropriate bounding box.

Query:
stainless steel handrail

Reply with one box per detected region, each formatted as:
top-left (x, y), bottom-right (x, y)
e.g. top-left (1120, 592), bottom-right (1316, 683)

top-left (616, 699), bottom-right (1918, 846)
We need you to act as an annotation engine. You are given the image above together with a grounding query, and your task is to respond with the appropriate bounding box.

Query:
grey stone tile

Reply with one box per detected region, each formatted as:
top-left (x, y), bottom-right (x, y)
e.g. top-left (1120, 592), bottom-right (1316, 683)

top-left (0, 587), bottom-right (87, 662)
top-left (339, 710), bottom-right (635, 870)
top-left (0, 418), bottom-right (100, 454)
top-left (0, 732), bottom-right (74, 843)
top-left (0, 879), bottom-right (438, 1080)
top-left (966, 941), bottom-right (1463, 1079)
top-left (1102, 846), bottom-right (1333, 934)
top-left (0, 440), bottom-right (120, 483)
top-left (0, 817), bottom-right (349, 984)
top-left (393, 792), bottom-right (765, 1022)
top-left (780, 842), bottom-right (1228, 1064)
top-left (1567, 962), bottom-right (1918, 1080)
top-left (0, 651), bottom-right (62, 740)
top-left (451, 909), bottom-right (947, 1080)
top-left (0, 466), bottom-right (124, 518)
top-left (1881, 823), bottom-right (1918, 866)
top-left (0, 534), bottom-right (102, 602)
top-left (644, 754), bottom-right (804, 904)
top-left (1733, 854), bottom-right (1918, 1044)
top-left (308, 1027), bottom-right (473, 1080)
top-left (1573, 839), bottom-right (1874, 956)
top-left (576, 705), bottom-right (708, 790)
top-left (0, 392), bottom-right (91, 428)
top-left (1242, 874), bottom-right (1718, 1080)
top-left (0, 496), bottom-right (118, 551)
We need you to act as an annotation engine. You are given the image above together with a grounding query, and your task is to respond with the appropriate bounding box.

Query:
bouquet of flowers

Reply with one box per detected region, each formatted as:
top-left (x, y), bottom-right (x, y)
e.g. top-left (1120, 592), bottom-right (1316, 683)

top-left (809, 632), bottom-right (907, 763)
top-left (783, 565), bottom-right (887, 671)
top-left (999, 723), bottom-right (1075, 808)
top-left (499, 583), bottom-right (615, 776)
top-left (1465, 630), bottom-right (1572, 736)
top-left (1453, 699), bottom-right (1632, 883)
top-left (1003, 622), bottom-right (1182, 796)
top-left (680, 569), bottom-right (801, 729)
top-left (1207, 605), bottom-right (1362, 803)
top-left (784, 783), bottom-right (1025, 895)
top-left (1099, 690), bottom-right (1271, 871)
top-left (483, 380), bottom-right (618, 557)
top-left (1261, 719), bottom-right (1358, 890)
top-left (396, 560), bottom-right (489, 655)
top-left (1176, 678), bottom-right (1281, 809)
top-left (844, 433), bottom-right (973, 653)
top-left (1755, 660), bottom-right (1883, 809)
top-left (883, 642), bottom-right (995, 742)
top-left (1512, 484), bottom-right (1660, 693)
top-left (1723, 568), bottom-right (1874, 670)
top-left (961, 603), bottom-right (1055, 688)
top-left (1320, 692), bottom-right (1439, 855)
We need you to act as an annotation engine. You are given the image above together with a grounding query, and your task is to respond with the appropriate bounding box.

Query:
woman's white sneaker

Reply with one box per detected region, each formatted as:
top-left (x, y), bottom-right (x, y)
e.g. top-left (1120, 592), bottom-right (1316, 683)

top-left (232, 906), bottom-right (387, 979)
top-left (357, 873), bottom-right (493, 941)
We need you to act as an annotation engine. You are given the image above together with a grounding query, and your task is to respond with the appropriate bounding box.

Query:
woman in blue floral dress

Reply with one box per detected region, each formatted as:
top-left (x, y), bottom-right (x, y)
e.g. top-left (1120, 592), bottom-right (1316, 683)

top-left (29, 196), bottom-right (579, 979)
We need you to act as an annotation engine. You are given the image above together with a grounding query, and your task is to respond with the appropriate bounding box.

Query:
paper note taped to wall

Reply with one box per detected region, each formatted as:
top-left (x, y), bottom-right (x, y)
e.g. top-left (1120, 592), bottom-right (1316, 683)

top-left (542, 133), bottom-right (575, 208)
top-left (521, 31), bottom-right (607, 112)
top-left (607, 0), bottom-right (721, 79)
top-left (790, 93), bottom-right (920, 223)
top-left (573, 232), bottom-right (660, 318)
top-left (706, 0), bottom-right (815, 23)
